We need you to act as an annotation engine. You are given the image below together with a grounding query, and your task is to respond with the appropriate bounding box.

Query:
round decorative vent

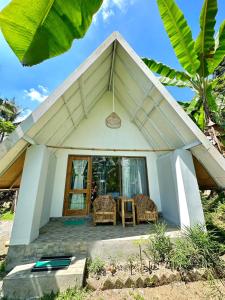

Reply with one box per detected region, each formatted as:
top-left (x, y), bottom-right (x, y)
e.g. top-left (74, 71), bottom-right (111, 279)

top-left (105, 112), bottom-right (121, 129)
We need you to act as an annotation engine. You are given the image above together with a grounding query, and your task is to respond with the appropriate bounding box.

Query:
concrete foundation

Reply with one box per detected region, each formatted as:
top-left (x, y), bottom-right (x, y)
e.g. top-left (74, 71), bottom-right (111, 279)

top-left (3, 257), bottom-right (86, 300)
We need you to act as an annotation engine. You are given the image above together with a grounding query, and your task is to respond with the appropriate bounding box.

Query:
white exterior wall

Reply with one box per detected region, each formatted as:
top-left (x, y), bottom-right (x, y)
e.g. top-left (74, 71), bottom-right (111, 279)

top-left (174, 149), bottom-right (205, 227)
top-left (157, 153), bottom-right (180, 225)
top-left (10, 145), bottom-right (50, 245)
top-left (157, 149), bottom-right (205, 228)
top-left (50, 93), bottom-right (161, 217)
top-left (40, 152), bottom-right (56, 227)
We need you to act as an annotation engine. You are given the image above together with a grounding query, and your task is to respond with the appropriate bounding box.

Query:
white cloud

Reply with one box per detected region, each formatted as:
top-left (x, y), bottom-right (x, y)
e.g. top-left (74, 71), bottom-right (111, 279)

top-left (15, 108), bottom-right (32, 123)
top-left (38, 85), bottom-right (48, 94)
top-left (24, 85), bottom-right (49, 103)
top-left (102, 9), bottom-right (114, 21)
top-left (95, 0), bottom-right (136, 23)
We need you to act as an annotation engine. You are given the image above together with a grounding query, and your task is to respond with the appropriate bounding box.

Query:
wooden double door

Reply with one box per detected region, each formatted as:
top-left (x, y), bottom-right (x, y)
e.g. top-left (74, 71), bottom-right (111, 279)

top-left (63, 156), bottom-right (92, 216)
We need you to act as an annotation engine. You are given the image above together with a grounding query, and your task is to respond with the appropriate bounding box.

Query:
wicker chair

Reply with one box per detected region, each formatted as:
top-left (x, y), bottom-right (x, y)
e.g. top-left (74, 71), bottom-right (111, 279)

top-left (134, 194), bottom-right (158, 224)
top-left (93, 195), bottom-right (116, 225)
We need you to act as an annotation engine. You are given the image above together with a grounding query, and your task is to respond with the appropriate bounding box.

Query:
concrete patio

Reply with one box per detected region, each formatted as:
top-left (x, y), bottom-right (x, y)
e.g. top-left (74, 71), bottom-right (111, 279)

top-left (6, 217), bottom-right (180, 271)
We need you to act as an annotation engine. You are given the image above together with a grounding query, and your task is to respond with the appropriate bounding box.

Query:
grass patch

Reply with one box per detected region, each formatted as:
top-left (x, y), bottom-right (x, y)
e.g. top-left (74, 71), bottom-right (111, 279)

top-left (41, 288), bottom-right (89, 300)
top-left (0, 211), bottom-right (14, 221)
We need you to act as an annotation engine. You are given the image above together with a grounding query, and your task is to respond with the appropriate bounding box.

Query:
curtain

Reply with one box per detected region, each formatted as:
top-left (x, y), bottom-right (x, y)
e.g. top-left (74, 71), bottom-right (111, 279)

top-left (70, 160), bottom-right (88, 210)
top-left (122, 158), bottom-right (148, 198)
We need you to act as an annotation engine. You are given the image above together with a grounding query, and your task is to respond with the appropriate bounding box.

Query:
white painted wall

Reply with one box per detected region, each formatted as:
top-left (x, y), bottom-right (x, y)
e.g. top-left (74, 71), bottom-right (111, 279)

top-left (40, 151), bottom-right (56, 227)
top-left (157, 149), bottom-right (205, 228)
top-left (50, 92), bottom-right (161, 217)
top-left (174, 149), bottom-right (205, 227)
top-left (157, 153), bottom-right (180, 225)
top-left (10, 145), bottom-right (50, 245)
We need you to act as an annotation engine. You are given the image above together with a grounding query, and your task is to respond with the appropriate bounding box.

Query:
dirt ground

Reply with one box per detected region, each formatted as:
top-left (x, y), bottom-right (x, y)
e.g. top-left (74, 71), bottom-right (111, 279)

top-left (0, 220), bottom-right (12, 256)
top-left (88, 280), bottom-right (225, 300)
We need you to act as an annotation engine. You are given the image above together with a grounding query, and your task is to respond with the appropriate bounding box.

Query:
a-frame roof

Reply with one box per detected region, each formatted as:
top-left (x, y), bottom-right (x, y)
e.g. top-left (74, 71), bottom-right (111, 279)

top-left (0, 32), bottom-right (225, 189)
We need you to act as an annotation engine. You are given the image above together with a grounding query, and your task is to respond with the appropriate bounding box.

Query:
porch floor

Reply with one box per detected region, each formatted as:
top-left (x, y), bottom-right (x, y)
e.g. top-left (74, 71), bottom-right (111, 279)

top-left (38, 216), bottom-right (179, 243)
top-left (6, 217), bottom-right (180, 271)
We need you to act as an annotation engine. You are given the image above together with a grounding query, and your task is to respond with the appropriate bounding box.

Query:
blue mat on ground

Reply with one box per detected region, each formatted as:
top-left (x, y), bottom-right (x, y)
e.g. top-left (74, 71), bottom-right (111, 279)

top-left (63, 219), bottom-right (87, 226)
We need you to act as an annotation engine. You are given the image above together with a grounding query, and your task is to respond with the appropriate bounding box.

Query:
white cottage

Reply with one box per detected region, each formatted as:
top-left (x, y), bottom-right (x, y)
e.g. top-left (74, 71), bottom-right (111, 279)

top-left (1, 32), bottom-right (225, 269)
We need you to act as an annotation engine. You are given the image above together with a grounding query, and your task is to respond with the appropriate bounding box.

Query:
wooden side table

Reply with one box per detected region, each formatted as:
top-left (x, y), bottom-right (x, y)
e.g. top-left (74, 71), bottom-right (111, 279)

top-left (120, 198), bottom-right (136, 227)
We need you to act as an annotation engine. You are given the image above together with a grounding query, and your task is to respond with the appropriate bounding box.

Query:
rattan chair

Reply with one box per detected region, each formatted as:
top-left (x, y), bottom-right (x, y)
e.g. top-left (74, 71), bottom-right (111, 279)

top-left (93, 195), bottom-right (116, 225)
top-left (134, 194), bottom-right (158, 224)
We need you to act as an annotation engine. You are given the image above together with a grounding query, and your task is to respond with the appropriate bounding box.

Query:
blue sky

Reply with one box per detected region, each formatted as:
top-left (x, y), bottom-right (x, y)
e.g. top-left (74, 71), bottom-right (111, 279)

top-left (0, 0), bottom-right (225, 120)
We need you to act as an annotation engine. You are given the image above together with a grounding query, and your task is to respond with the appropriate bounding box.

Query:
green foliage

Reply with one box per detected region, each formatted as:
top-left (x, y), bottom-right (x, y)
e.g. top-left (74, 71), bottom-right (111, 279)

top-left (0, 119), bottom-right (16, 134)
top-left (143, 0), bottom-right (225, 140)
top-left (0, 211), bottom-right (14, 221)
top-left (156, 0), bottom-right (200, 75)
top-left (0, 98), bottom-right (21, 142)
top-left (183, 225), bottom-right (223, 270)
top-left (169, 238), bottom-right (198, 271)
top-left (0, 0), bottom-right (103, 66)
top-left (195, 0), bottom-right (217, 77)
top-left (208, 20), bottom-right (225, 73)
top-left (202, 191), bottom-right (225, 247)
top-left (41, 288), bottom-right (88, 300)
top-left (87, 257), bottom-right (105, 275)
top-left (129, 291), bottom-right (145, 300)
top-left (0, 260), bottom-right (5, 273)
top-left (142, 58), bottom-right (190, 82)
top-left (147, 222), bottom-right (173, 264)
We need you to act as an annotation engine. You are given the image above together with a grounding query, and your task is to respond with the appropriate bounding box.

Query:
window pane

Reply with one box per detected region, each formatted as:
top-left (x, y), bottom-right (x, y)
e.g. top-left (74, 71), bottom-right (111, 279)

top-left (71, 160), bottom-right (88, 189)
top-left (122, 158), bottom-right (148, 198)
top-left (68, 193), bottom-right (86, 210)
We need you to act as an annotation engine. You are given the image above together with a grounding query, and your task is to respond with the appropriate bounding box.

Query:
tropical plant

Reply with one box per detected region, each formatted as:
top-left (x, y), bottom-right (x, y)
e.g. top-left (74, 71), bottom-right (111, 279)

top-left (0, 98), bottom-right (21, 142)
top-left (183, 225), bottom-right (224, 273)
top-left (0, 0), bottom-right (103, 66)
top-left (201, 191), bottom-right (225, 248)
top-left (168, 238), bottom-right (198, 271)
top-left (147, 222), bottom-right (173, 264)
top-left (143, 0), bottom-right (225, 151)
top-left (87, 257), bottom-right (105, 275)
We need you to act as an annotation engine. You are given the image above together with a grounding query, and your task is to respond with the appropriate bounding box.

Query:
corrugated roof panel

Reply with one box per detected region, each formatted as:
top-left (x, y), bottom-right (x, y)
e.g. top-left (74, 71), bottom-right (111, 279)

top-left (34, 106), bottom-right (69, 144)
top-left (63, 82), bottom-right (79, 102)
top-left (82, 44), bottom-right (113, 82)
top-left (150, 107), bottom-right (184, 148)
top-left (66, 91), bottom-right (82, 113)
top-left (117, 44), bottom-right (152, 95)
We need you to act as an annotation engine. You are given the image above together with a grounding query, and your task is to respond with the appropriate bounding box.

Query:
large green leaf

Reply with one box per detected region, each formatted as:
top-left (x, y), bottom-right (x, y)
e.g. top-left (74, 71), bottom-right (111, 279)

top-left (186, 96), bottom-right (201, 114)
top-left (0, 0), bottom-right (103, 66)
top-left (195, 0), bottom-right (218, 77)
top-left (156, 0), bottom-right (200, 75)
top-left (193, 105), bottom-right (205, 130)
top-left (159, 76), bottom-right (192, 88)
top-left (142, 58), bottom-right (190, 82)
top-left (206, 85), bottom-right (218, 112)
top-left (208, 21), bottom-right (225, 73)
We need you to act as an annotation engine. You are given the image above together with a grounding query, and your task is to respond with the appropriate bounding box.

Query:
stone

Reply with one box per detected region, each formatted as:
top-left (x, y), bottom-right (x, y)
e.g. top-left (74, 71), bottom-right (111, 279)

top-left (135, 277), bottom-right (144, 288)
top-left (124, 277), bottom-right (135, 288)
top-left (144, 275), bottom-right (159, 287)
top-left (86, 278), bottom-right (98, 291)
top-left (102, 278), bottom-right (114, 290)
top-left (114, 278), bottom-right (124, 289)
top-left (159, 274), bottom-right (169, 285)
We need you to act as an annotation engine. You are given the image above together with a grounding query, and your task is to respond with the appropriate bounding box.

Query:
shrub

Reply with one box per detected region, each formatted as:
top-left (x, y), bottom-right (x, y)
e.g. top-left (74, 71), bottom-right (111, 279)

top-left (169, 238), bottom-right (198, 271)
top-left (201, 191), bottom-right (225, 247)
top-left (184, 225), bottom-right (224, 275)
top-left (147, 222), bottom-right (172, 264)
top-left (87, 257), bottom-right (105, 275)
